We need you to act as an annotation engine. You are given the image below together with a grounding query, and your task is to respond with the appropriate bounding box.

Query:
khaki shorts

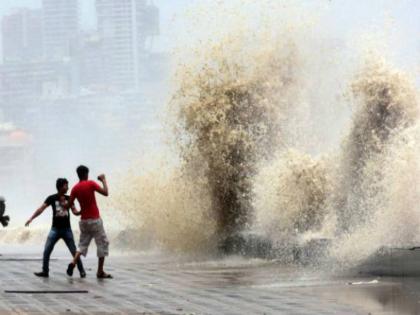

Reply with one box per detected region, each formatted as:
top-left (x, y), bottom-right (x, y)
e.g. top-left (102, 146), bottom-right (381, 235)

top-left (78, 218), bottom-right (109, 258)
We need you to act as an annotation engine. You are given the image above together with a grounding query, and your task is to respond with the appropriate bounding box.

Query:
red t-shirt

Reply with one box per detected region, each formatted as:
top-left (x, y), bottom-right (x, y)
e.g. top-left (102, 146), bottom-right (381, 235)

top-left (71, 180), bottom-right (101, 220)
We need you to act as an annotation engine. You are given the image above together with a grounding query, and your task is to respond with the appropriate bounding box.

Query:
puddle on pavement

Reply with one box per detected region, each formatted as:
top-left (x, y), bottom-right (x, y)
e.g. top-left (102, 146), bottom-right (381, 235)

top-left (176, 260), bottom-right (420, 315)
top-left (309, 279), bottom-right (420, 315)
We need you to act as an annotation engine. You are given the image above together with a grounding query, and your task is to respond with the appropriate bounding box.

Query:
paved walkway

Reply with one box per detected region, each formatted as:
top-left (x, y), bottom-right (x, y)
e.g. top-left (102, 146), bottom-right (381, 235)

top-left (0, 248), bottom-right (416, 314)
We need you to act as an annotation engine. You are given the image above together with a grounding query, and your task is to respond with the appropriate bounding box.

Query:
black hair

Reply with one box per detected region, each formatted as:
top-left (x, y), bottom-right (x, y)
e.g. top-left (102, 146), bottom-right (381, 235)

top-left (56, 178), bottom-right (68, 191)
top-left (76, 165), bottom-right (89, 180)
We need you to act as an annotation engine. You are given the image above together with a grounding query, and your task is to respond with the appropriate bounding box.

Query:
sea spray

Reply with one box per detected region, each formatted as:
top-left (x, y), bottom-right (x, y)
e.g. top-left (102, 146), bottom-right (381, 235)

top-left (110, 1), bottom-right (420, 267)
top-left (251, 57), bottom-right (419, 266)
top-left (171, 36), bottom-right (303, 241)
top-left (111, 1), bottom-right (320, 253)
top-left (112, 160), bottom-right (218, 253)
top-left (334, 58), bottom-right (418, 234)
top-left (253, 150), bottom-right (332, 243)
top-left (330, 124), bottom-right (420, 266)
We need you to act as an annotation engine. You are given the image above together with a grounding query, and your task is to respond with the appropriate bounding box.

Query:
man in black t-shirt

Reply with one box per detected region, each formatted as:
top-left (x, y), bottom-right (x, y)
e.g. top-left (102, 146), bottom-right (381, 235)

top-left (25, 178), bottom-right (85, 278)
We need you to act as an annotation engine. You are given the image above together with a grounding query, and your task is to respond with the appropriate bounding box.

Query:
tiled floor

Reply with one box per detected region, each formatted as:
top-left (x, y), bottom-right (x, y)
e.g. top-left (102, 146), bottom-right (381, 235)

top-left (0, 250), bottom-right (411, 314)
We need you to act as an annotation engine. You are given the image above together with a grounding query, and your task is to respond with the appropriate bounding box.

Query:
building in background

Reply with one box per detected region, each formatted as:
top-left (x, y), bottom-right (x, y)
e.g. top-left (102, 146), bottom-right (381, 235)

top-left (78, 31), bottom-right (106, 90)
top-left (0, 61), bottom-right (78, 121)
top-left (0, 0), bottom-right (165, 211)
top-left (42, 0), bottom-right (79, 60)
top-left (1, 9), bottom-right (43, 63)
top-left (95, 0), bottom-right (159, 91)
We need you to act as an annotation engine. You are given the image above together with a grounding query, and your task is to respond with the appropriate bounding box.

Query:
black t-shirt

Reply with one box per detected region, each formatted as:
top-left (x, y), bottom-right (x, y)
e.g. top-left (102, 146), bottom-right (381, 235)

top-left (44, 194), bottom-right (71, 229)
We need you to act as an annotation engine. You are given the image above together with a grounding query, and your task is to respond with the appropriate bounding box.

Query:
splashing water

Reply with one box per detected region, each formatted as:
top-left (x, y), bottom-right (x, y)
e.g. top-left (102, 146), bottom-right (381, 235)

top-left (330, 124), bottom-right (420, 266)
top-left (171, 35), bottom-right (302, 241)
top-left (157, 0), bottom-right (326, 246)
top-left (334, 58), bottom-right (418, 234)
top-left (329, 61), bottom-right (419, 264)
top-left (111, 1), bottom-right (420, 269)
top-left (112, 159), bottom-right (218, 254)
top-left (112, 1), bottom-right (320, 253)
top-left (253, 149), bottom-right (332, 243)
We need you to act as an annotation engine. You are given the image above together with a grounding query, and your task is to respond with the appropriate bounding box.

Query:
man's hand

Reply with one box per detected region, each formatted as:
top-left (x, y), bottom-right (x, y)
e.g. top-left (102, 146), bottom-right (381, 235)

top-left (26, 203), bottom-right (48, 225)
top-left (95, 174), bottom-right (109, 196)
top-left (97, 174), bottom-right (106, 182)
top-left (71, 205), bottom-right (81, 216)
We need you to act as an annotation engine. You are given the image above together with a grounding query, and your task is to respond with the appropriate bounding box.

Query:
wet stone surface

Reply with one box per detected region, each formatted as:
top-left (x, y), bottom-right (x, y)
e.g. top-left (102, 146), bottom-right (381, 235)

top-left (0, 249), bottom-right (419, 314)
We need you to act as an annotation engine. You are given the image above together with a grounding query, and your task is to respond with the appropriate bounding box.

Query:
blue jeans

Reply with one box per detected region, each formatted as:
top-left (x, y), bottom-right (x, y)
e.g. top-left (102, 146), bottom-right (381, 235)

top-left (42, 228), bottom-right (84, 274)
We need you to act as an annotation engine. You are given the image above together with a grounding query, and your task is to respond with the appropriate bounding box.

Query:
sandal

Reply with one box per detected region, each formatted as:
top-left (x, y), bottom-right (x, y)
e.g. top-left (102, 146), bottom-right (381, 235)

top-left (97, 272), bottom-right (113, 279)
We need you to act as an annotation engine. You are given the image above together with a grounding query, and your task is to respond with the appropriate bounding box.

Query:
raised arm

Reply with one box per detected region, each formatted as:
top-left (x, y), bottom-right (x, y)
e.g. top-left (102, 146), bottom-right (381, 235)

top-left (25, 203), bottom-right (48, 226)
top-left (96, 174), bottom-right (109, 196)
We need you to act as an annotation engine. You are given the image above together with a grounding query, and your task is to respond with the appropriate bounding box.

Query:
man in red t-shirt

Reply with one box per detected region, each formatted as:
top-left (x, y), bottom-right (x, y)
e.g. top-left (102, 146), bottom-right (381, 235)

top-left (66, 165), bottom-right (112, 279)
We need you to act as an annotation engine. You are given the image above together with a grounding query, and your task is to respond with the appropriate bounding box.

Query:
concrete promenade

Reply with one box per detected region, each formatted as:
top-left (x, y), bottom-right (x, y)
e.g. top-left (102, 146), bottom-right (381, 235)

top-left (0, 247), bottom-right (418, 314)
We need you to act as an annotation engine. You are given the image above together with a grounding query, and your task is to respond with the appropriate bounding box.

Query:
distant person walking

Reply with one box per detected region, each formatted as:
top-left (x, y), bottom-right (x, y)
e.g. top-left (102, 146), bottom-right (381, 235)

top-left (25, 178), bottom-right (85, 278)
top-left (66, 165), bottom-right (112, 279)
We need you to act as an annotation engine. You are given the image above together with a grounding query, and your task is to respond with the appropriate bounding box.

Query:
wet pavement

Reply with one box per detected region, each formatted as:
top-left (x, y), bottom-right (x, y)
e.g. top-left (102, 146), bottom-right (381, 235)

top-left (0, 247), bottom-right (420, 314)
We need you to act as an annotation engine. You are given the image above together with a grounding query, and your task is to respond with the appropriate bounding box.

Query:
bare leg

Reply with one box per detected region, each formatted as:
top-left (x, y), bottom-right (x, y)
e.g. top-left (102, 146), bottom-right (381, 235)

top-left (96, 257), bottom-right (112, 278)
top-left (97, 257), bottom-right (104, 275)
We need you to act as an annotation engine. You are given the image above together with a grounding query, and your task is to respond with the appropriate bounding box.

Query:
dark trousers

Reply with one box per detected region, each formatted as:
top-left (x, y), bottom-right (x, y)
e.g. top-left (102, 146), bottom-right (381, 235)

top-left (42, 227), bottom-right (84, 274)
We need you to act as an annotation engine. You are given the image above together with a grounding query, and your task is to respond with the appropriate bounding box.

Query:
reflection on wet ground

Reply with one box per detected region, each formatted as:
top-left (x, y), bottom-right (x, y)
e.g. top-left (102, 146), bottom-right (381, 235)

top-left (171, 257), bottom-right (420, 314)
top-left (310, 279), bottom-right (420, 315)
